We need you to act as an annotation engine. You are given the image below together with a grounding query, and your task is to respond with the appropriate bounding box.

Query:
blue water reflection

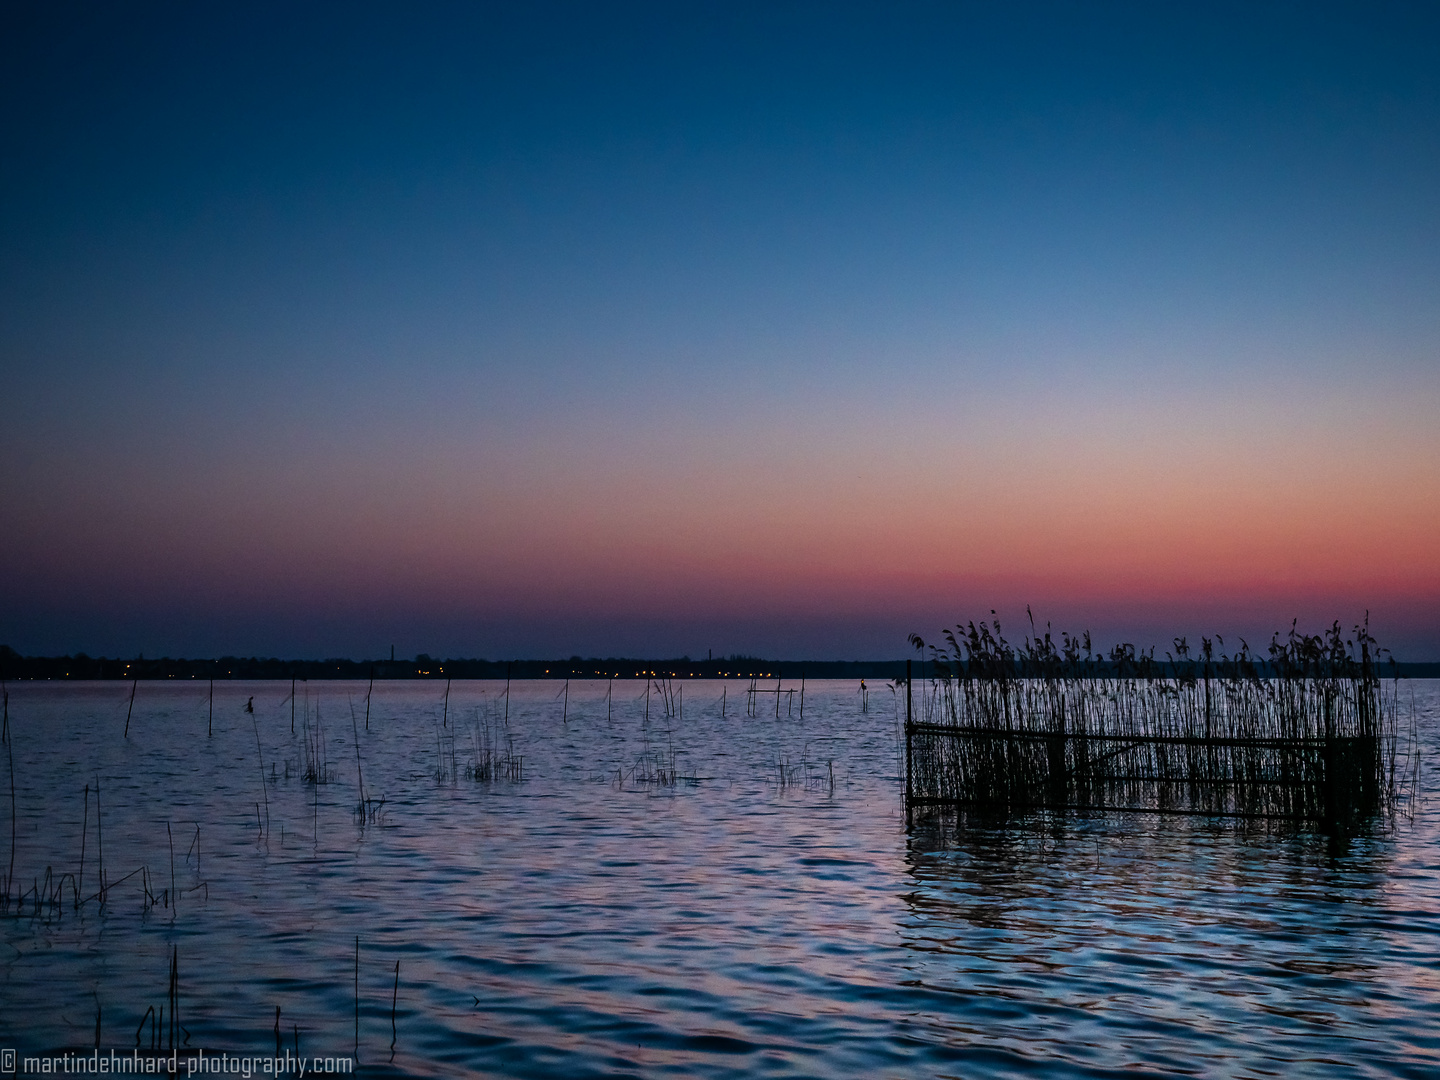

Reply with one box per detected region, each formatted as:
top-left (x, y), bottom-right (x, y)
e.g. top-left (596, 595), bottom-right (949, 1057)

top-left (0, 679), bottom-right (1434, 1077)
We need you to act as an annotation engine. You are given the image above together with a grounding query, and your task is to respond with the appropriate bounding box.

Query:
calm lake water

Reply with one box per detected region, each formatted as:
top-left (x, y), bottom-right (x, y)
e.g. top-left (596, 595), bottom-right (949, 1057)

top-left (1, 678), bottom-right (1437, 1077)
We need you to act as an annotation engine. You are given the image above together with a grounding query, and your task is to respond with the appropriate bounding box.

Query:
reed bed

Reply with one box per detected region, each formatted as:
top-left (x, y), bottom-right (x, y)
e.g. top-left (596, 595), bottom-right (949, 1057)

top-left (775, 751), bottom-right (835, 794)
top-left (300, 699), bottom-right (332, 785)
top-left (465, 712), bottom-right (523, 783)
top-left (906, 617), bottom-right (1409, 827)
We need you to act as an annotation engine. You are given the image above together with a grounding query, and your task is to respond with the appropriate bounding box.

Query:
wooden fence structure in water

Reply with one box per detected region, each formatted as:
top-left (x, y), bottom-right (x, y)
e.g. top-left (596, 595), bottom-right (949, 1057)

top-left (903, 620), bottom-right (1403, 828)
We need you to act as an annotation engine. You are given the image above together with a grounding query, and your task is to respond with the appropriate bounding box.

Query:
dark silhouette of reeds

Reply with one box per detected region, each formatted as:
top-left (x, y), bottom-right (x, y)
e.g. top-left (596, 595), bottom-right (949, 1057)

top-left (301, 696), bottom-right (331, 785)
top-left (774, 745), bottom-right (835, 794)
top-left (616, 744), bottom-right (680, 788)
top-left (465, 713), bottom-right (522, 782)
top-left (906, 616), bottom-right (1405, 829)
top-left (349, 700), bottom-right (386, 822)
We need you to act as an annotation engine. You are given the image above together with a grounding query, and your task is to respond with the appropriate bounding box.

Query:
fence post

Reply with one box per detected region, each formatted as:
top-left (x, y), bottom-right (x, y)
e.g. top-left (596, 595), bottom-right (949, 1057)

top-left (905, 659), bottom-right (913, 827)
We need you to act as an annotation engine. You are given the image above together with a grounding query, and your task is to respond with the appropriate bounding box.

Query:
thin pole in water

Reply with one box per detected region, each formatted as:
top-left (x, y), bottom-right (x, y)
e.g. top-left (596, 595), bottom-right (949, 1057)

top-left (95, 775), bottom-right (104, 905)
top-left (905, 658), bottom-right (914, 828)
top-left (169, 945), bottom-right (178, 1050)
top-left (442, 678), bottom-right (450, 728)
top-left (390, 960), bottom-right (399, 1052)
top-left (124, 671), bottom-right (138, 738)
top-left (208, 673), bottom-right (214, 738)
top-left (607, 673), bottom-right (613, 722)
top-left (800, 672), bottom-right (805, 719)
top-left (562, 676), bottom-right (569, 725)
top-left (504, 665), bottom-right (511, 725)
top-left (79, 783), bottom-right (88, 907)
top-left (366, 668), bottom-right (373, 731)
top-left (252, 710), bottom-right (269, 843)
top-left (6, 727), bottom-right (14, 901)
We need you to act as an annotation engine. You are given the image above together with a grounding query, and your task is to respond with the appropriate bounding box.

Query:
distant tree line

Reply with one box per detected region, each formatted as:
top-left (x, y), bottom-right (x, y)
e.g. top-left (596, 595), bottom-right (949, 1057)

top-left (0, 645), bottom-right (910, 681)
top-left (2, 645), bottom-right (1435, 682)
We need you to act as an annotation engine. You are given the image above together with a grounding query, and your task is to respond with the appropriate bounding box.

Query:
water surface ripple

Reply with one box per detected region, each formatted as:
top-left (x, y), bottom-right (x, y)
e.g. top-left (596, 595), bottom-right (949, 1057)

top-left (1, 679), bottom-right (1436, 1077)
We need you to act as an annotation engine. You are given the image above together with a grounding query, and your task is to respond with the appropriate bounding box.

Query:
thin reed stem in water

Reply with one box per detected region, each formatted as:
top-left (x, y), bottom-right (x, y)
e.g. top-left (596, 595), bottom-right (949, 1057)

top-left (95, 775), bottom-right (104, 904)
top-left (252, 712), bottom-right (269, 842)
top-left (391, 959), bottom-right (399, 1051)
top-left (79, 783), bottom-right (88, 908)
top-left (5, 728), bottom-right (14, 903)
top-left (124, 673), bottom-right (137, 738)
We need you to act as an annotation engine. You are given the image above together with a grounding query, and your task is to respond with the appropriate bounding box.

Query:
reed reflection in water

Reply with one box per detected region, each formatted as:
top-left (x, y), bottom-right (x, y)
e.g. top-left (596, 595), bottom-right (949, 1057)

top-left (901, 810), bottom-right (1437, 1076)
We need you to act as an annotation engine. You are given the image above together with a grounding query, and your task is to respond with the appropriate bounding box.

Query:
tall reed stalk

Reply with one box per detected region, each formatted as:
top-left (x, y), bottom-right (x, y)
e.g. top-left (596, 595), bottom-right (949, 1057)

top-left (906, 616), bottom-right (1405, 827)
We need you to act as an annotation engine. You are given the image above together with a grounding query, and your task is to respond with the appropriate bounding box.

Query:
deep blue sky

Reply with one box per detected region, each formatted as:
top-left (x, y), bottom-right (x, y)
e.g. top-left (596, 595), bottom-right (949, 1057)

top-left (3, 3), bottom-right (1438, 659)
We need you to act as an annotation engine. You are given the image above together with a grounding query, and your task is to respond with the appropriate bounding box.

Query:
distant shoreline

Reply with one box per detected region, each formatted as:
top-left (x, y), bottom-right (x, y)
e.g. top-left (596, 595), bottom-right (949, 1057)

top-left (2, 648), bottom-right (1438, 681)
top-left (0, 649), bottom-right (906, 681)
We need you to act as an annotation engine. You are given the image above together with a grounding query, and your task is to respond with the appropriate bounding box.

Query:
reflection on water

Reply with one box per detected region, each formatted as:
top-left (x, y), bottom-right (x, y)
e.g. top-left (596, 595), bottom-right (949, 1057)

top-left (0, 679), bottom-right (1435, 1077)
top-left (900, 813), bottom-right (1429, 1076)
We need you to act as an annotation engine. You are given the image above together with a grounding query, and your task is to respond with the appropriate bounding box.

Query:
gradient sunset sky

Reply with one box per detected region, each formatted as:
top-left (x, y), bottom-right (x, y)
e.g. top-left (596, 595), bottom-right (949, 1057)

top-left (3, 3), bottom-right (1438, 660)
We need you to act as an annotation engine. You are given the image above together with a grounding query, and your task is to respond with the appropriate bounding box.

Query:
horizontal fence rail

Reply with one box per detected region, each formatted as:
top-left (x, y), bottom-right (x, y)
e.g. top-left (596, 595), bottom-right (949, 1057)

top-left (901, 622), bottom-right (1404, 828)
